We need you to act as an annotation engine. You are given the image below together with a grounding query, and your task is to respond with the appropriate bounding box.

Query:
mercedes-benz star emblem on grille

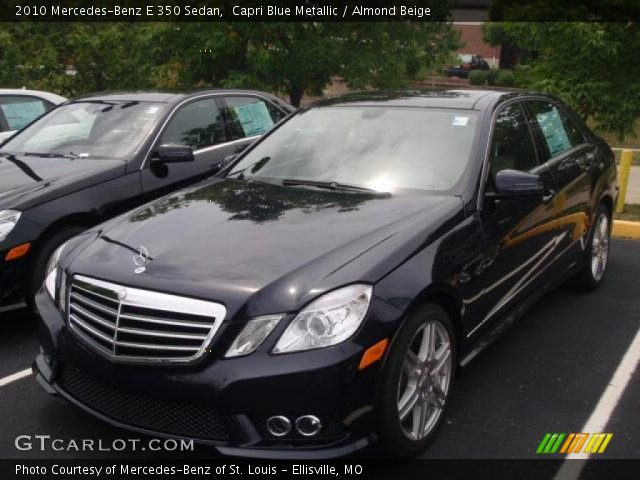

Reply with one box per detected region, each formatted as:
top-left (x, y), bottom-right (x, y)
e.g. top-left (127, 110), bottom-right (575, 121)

top-left (133, 246), bottom-right (149, 274)
top-left (118, 289), bottom-right (127, 301)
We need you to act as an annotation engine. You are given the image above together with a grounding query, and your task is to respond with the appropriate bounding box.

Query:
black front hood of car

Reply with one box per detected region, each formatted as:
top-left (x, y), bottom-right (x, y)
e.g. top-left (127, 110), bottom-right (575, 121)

top-left (67, 178), bottom-right (464, 319)
top-left (0, 154), bottom-right (125, 211)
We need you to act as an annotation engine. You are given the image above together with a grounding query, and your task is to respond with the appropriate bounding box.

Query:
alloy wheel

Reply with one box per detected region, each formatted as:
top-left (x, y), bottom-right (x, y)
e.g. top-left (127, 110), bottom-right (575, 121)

top-left (591, 212), bottom-right (610, 281)
top-left (397, 320), bottom-right (452, 441)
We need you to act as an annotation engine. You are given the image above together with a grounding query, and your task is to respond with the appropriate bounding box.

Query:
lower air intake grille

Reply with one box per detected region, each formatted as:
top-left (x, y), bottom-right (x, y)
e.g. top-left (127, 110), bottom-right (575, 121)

top-left (67, 275), bottom-right (226, 363)
top-left (57, 364), bottom-right (229, 442)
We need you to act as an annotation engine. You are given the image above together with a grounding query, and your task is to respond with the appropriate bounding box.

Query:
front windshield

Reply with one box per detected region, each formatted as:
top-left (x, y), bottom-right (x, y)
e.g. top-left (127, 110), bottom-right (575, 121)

top-left (1, 101), bottom-right (165, 159)
top-left (227, 106), bottom-right (479, 193)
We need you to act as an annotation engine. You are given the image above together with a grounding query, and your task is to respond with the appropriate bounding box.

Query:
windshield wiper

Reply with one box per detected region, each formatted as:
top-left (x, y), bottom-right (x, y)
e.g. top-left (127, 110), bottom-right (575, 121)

top-left (24, 152), bottom-right (84, 159)
top-left (281, 179), bottom-right (381, 193)
top-left (59, 151), bottom-right (81, 159)
top-left (0, 152), bottom-right (43, 181)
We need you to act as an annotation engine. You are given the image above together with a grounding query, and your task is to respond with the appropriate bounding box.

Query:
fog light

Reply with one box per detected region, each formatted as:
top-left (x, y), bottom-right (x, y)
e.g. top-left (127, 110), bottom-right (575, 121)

top-left (266, 416), bottom-right (291, 437)
top-left (295, 415), bottom-right (322, 437)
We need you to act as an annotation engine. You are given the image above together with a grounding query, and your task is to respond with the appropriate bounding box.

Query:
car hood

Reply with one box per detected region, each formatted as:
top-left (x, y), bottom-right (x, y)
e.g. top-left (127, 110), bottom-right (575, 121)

top-left (0, 154), bottom-right (126, 211)
top-left (67, 179), bottom-right (464, 319)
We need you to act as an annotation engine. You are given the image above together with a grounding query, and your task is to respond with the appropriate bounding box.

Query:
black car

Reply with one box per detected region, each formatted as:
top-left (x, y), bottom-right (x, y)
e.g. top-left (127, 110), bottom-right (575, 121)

top-left (0, 89), bottom-right (293, 311)
top-left (443, 54), bottom-right (490, 78)
top-left (34, 89), bottom-right (616, 458)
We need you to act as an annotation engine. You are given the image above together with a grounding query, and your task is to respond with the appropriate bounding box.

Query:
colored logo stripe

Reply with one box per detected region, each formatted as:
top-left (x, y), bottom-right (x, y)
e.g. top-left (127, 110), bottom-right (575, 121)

top-left (537, 433), bottom-right (612, 454)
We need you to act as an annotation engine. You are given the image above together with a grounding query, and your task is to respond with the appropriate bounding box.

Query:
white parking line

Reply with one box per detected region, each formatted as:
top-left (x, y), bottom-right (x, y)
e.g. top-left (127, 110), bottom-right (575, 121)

top-left (0, 368), bottom-right (32, 387)
top-left (554, 327), bottom-right (640, 479)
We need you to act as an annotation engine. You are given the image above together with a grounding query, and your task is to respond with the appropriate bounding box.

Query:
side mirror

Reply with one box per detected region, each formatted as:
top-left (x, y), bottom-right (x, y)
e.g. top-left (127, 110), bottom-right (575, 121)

top-left (154, 144), bottom-right (194, 164)
top-left (491, 169), bottom-right (544, 197)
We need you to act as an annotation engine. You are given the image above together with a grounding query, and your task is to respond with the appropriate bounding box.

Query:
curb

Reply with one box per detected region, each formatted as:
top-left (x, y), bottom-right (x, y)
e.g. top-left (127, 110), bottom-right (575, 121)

top-left (612, 220), bottom-right (640, 239)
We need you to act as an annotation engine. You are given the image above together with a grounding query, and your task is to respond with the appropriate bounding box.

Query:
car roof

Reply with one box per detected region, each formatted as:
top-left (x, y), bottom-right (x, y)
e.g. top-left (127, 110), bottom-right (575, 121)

top-left (72, 89), bottom-right (294, 110)
top-left (310, 89), bottom-right (530, 111)
top-left (0, 88), bottom-right (67, 104)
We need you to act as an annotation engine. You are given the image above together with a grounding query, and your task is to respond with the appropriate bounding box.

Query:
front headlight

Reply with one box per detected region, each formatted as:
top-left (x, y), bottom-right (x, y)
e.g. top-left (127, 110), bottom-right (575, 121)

top-left (273, 284), bottom-right (373, 354)
top-left (0, 210), bottom-right (21, 243)
top-left (44, 241), bottom-right (70, 299)
top-left (225, 314), bottom-right (284, 358)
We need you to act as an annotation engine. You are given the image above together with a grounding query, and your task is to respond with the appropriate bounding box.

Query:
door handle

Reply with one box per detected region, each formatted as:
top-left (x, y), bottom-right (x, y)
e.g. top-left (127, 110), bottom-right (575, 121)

top-left (542, 189), bottom-right (556, 204)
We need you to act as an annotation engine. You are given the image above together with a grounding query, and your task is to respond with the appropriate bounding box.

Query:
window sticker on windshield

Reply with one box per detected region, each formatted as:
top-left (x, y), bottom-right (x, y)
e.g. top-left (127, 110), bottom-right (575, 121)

top-left (452, 116), bottom-right (469, 126)
top-left (232, 102), bottom-right (274, 136)
top-left (535, 109), bottom-right (572, 156)
top-left (145, 106), bottom-right (160, 114)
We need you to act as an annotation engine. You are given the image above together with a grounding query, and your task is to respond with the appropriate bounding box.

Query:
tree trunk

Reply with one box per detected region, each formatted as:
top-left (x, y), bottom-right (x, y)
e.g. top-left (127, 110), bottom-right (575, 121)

top-left (289, 84), bottom-right (303, 108)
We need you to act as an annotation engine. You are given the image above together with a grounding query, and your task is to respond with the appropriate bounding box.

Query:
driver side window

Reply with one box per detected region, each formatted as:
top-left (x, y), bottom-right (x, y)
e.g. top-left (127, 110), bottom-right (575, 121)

top-left (487, 103), bottom-right (538, 190)
top-left (160, 98), bottom-right (224, 150)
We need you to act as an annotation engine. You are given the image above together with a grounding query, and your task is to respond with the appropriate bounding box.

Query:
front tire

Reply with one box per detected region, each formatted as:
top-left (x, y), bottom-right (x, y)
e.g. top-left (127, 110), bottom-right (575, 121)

top-left (26, 225), bottom-right (86, 310)
top-left (577, 204), bottom-right (611, 291)
top-left (376, 303), bottom-right (456, 458)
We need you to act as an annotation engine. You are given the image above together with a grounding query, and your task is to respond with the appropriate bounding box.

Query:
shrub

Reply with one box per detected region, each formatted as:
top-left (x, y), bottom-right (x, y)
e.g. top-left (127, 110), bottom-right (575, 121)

top-left (495, 69), bottom-right (516, 87)
top-left (469, 70), bottom-right (489, 86)
top-left (486, 68), bottom-right (500, 86)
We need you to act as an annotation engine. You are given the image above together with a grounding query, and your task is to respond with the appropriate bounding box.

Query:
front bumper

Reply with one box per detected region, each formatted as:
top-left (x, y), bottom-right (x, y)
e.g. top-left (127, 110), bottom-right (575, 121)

top-left (33, 287), bottom-right (400, 459)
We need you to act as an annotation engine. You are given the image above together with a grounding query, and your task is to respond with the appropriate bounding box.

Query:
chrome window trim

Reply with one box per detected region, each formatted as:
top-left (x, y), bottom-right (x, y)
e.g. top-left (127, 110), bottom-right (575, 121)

top-left (141, 92), bottom-right (286, 170)
top-left (67, 274), bottom-right (227, 364)
top-left (193, 135), bottom-right (261, 155)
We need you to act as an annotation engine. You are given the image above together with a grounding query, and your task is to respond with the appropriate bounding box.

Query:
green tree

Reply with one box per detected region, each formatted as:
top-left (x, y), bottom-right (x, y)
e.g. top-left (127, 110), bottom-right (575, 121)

top-left (1, 18), bottom-right (459, 108)
top-left (0, 23), bottom-right (156, 96)
top-left (484, 15), bottom-right (640, 139)
top-left (220, 21), bottom-right (458, 107)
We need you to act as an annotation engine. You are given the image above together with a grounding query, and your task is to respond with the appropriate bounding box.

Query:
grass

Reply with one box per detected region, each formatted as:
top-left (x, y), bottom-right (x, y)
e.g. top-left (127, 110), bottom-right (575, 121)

top-left (587, 119), bottom-right (640, 165)
top-left (591, 120), bottom-right (640, 150)
top-left (614, 204), bottom-right (640, 222)
top-left (613, 149), bottom-right (640, 166)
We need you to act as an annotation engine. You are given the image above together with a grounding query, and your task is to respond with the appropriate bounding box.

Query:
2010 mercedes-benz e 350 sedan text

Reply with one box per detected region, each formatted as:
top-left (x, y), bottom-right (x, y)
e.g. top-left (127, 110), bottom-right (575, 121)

top-left (34, 90), bottom-right (616, 458)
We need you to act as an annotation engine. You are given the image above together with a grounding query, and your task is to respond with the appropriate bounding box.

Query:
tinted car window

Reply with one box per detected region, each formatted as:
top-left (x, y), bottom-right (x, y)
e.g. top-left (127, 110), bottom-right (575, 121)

top-left (161, 98), bottom-right (224, 150)
top-left (488, 103), bottom-right (538, 182)
top-left (0, 96), bottom-right (49, 131)
top-left (225, 96), bottom-right (286, 140)
top-left (527, 101), bottom-right (585, 158)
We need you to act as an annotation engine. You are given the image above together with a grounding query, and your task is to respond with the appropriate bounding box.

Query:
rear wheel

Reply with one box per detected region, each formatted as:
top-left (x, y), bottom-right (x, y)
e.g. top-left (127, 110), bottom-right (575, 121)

top-left (26, 226), bottom-right (86, 310)
top-left (577, 204), bottom-right (611, 290)
top-left (376, 303), bottom-right (455, 457)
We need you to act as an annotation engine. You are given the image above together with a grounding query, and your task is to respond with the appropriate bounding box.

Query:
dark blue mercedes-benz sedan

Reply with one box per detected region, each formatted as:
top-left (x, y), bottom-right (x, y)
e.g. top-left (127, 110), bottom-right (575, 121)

top-left (33, 89), bottom-right (617, 458)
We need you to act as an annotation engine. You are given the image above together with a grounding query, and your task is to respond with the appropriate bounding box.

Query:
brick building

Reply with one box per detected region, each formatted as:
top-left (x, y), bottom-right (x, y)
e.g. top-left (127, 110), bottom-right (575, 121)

top-left (452, 0), bottom-right (515, 69)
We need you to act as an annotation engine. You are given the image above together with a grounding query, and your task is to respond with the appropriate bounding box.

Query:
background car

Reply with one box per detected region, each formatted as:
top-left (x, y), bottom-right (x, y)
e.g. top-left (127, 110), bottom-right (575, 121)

top-left (0, 89), bottom-right (294, 311)
top-left (0, 89), bottom-right (66, 143)
top-left (443, 54), bottom-right (490, 78)
top-left (34, 89), bottom-right (616, 458)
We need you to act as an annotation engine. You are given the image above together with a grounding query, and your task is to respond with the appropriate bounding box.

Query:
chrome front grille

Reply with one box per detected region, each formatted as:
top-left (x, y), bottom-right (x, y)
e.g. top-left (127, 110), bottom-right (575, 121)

top-left (67, 275), bottom-right (226, 363)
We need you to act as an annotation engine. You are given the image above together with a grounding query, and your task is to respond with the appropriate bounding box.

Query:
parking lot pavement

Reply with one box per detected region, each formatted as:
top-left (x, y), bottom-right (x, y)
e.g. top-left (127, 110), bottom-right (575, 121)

top-left (0, 239), bottom-right (638, 460)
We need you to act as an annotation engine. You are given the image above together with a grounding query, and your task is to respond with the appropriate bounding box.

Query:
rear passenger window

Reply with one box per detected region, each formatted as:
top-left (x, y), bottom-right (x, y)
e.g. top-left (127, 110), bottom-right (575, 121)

top-left (224, 96), bottom-right (286, 140)
top-left (488, 103), bottom-right (538, 183)
top-left (527, 101), bottom-right (585, 158)
top-left (0, 96), bottom-right (49, 131)
top-left (160, 98), bottom-right (224, 150)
